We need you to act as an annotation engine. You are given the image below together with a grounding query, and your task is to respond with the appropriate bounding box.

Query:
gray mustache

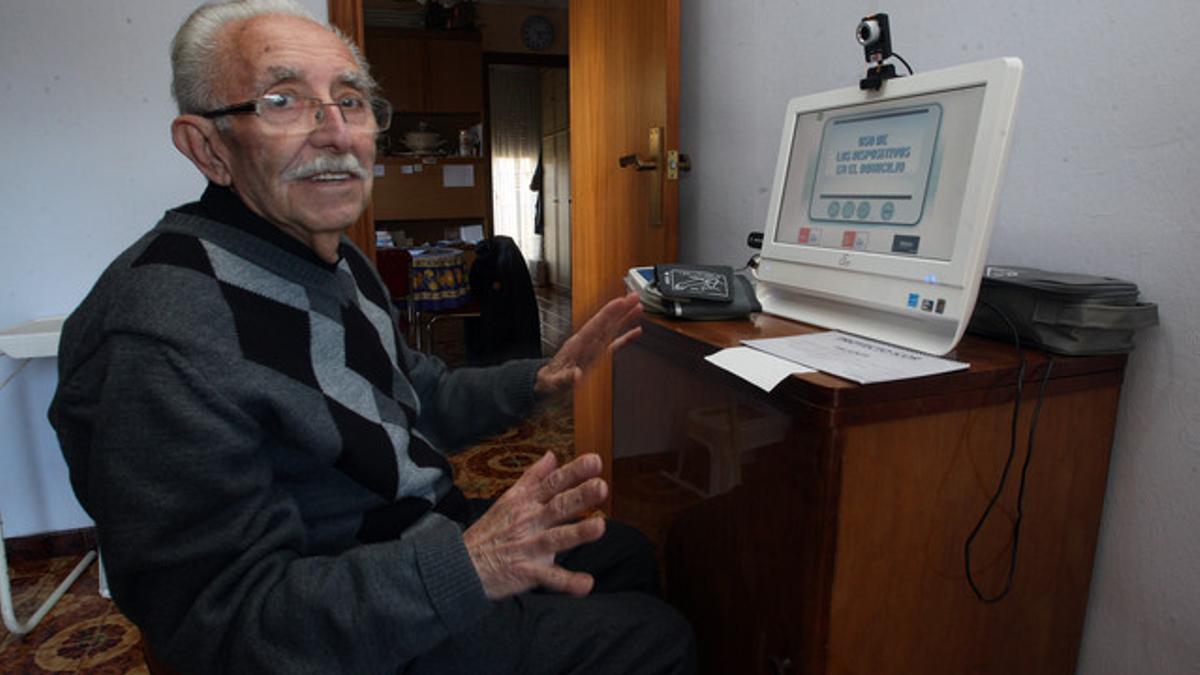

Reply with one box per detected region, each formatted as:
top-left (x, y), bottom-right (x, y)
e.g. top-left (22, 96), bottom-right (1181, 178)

top-left (284, 154), bottom-right (368, 181)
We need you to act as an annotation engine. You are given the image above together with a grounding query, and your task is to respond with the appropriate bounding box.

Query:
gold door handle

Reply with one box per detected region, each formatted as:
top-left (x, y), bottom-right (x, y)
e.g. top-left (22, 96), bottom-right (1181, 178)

top-left (618, 127), bottom-right (664, 227)
top-left (618, 153), bottom-right (658, 171)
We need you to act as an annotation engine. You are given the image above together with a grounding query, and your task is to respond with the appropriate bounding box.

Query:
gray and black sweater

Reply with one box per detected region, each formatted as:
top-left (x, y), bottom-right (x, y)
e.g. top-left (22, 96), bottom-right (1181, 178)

top-left (49, 185), bottom-right (544, 674)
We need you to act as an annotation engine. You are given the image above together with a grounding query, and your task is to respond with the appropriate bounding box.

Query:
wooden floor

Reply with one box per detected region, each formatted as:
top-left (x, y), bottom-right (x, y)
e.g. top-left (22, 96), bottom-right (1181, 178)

top-left (0, 285), bottom-right (575, 673)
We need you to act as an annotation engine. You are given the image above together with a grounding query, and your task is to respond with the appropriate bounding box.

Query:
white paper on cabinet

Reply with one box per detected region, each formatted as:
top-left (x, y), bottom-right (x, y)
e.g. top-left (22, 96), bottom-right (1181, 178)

top-left (442, 165), bottom-right (475, 188)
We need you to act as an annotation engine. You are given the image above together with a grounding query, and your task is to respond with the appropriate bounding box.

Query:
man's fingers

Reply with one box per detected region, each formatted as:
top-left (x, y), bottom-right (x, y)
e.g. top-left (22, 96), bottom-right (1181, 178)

top-left (533, 453), bottom-right (602, 504)
top-left (543, 477), bottom-right (607, 525)
top-left (537, 519), bottom-right (605, 595)
top-left (505, 451), bottom-right (559, 499)
top-left (580, 293), bottom-right (640, 340)
top-left (530, 564), bottom-right (596, 597)
top-left (536, 515), bottom-right (606, 556)
top-left (608, 326), bottom-right (643, 353)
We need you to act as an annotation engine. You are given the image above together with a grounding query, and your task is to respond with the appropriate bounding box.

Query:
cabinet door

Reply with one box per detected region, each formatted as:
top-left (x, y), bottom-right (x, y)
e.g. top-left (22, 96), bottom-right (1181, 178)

top-left (426, 38), bottom-right (483, 112)
top-left (366, 34), bottom-right (426, 112)
top-left (542, 132), bottom-right (561, 287)
top-left (555, 130), bottom-right (571, 289)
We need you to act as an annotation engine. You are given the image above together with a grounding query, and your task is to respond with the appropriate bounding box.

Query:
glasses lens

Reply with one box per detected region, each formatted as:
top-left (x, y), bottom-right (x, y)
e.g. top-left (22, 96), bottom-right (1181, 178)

top-left (371, 98), bottom-right (393, 132)
top-left (258, 93), bottom-right (305, 126)
top-left (255, 95), bottom-right (392, 132)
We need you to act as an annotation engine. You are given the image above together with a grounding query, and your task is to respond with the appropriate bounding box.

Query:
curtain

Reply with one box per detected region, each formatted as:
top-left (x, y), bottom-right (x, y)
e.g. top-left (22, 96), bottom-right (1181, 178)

top-left (488, 66), bottom-right (542, 262)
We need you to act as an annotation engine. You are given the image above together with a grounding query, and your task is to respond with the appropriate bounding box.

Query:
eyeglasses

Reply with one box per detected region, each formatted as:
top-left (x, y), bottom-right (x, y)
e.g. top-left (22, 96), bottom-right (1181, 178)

top-left (200, 93), bottom-right (393, 133)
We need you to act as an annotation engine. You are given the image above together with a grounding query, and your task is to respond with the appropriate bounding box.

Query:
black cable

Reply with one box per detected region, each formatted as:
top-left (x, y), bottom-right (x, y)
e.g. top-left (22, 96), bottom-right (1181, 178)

top-left (892, 52), bottom-right (914, 75)
top-left (963, 301), bottom-right (1054, 603)
top-left (736, 254), bottom-right (760, 273)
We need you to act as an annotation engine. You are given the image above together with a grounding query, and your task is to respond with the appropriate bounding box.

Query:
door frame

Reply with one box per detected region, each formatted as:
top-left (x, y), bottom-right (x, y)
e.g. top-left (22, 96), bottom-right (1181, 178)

top-left (482, 52), bottom-right (569, 244)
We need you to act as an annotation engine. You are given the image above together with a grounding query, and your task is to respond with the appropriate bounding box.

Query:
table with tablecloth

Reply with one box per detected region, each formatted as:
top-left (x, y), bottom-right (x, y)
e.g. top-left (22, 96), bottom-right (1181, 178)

top-left (409, 246), bottom-right (472, 311)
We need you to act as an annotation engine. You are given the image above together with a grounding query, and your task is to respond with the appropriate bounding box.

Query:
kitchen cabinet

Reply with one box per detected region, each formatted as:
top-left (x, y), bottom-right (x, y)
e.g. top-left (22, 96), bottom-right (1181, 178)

top-left (365, 28), bottom-right (483, 114)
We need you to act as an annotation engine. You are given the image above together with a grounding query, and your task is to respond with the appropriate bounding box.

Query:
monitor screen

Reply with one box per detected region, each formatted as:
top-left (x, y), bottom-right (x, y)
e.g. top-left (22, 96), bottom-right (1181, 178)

top-left (756, 58), bottom-right (1023, 355)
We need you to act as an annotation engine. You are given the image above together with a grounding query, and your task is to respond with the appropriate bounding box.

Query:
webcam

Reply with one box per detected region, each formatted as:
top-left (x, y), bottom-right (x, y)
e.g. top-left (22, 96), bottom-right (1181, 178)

top-left (857, 14), bottom-right (893, 63)
top-left (857, 13), bottom-right (907, 91)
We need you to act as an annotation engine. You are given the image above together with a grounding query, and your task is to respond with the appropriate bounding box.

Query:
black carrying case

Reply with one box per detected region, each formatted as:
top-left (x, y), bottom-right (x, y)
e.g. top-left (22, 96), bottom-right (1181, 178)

top-left (967, 265), bottom-right (1159, 355)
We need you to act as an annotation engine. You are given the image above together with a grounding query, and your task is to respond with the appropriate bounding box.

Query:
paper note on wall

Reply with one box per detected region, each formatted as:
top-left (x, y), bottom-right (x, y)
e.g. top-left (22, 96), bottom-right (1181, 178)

top-left (460, 224), bottom-right (484, 244)
top-left (443, 165), bottom-right (475, 188)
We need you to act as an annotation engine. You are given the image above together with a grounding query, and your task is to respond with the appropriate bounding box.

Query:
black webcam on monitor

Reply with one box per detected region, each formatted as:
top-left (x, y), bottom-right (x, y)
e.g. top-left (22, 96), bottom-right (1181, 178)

top-left (858, 13), bottom-right (899, 90)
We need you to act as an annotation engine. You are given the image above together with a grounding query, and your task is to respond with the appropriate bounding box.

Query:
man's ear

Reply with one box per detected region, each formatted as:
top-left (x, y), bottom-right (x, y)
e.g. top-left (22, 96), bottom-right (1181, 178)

top-left (171, 115), bottom-right (234, 185)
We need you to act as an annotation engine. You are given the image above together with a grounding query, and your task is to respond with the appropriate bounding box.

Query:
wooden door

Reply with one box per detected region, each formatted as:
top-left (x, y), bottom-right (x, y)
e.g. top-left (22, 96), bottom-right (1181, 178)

top-left (333, 0), bottom-right (682, 491)
top-left (570, 0), bottom-right (680, 491)
top-left (328, 0), bottom-right (375, 259)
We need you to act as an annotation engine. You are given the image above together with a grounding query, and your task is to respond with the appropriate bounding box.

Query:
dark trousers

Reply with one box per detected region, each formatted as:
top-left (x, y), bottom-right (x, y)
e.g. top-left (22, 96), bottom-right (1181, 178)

top-left (405, 504), bottom-right (697, 675)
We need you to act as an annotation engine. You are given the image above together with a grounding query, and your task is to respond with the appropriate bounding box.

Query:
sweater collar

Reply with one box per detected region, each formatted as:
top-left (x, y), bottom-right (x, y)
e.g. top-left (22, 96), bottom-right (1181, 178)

top-left (176, 183), bottom-right (342, 272)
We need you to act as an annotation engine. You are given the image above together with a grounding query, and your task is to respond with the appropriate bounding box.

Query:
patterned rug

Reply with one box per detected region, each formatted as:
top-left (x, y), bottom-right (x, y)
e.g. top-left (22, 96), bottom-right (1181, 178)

top-left (0, 399), bottom-right (574, 673)
top-left (450, 396), bottom-right (575, 499)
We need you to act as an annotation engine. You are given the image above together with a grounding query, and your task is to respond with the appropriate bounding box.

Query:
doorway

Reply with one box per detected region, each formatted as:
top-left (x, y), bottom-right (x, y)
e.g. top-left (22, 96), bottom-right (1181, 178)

top-left (486, 61), bottom-right (570, 295)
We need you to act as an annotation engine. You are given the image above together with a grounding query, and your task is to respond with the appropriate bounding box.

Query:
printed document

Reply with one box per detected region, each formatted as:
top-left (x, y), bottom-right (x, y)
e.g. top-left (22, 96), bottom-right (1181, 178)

top-left (704, 346), bottom-right (815, 392)
top-left (743, 331), bottom-right (968, 385)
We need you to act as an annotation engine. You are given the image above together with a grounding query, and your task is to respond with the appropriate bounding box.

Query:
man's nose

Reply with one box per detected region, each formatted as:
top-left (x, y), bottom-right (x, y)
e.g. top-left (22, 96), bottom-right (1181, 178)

top-left (310, 103), bottom-right (353, 148)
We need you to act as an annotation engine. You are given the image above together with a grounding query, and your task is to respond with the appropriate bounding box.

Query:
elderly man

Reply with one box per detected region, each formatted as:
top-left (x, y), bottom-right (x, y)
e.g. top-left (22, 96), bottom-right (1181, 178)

top-left (49, 1), bottom-right (695, 673)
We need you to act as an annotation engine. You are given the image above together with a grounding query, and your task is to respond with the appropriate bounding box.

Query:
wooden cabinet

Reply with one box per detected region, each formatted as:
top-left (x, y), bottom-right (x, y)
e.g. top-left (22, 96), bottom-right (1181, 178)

top-left (613, 314), bottom-right (1126, 675)
top-left (542, 130), bottom-right (571, 289)
top-left (372, 157), bottom-right (487, 222)
top-left (540, 67), bottom-right (571, 289)
top-left (365, 28), bottom-right (487, 241)
top-left (365, 28), bottom-right (483, 114)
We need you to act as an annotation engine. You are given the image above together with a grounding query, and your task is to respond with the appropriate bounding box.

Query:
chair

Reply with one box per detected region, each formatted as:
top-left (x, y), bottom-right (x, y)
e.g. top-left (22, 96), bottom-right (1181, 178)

top-left (412, 237), bottom-right (542, 365)
top-left (375, 247), bottom-right (416, 342)
top-left (461, 236), bottom-right (542, 366)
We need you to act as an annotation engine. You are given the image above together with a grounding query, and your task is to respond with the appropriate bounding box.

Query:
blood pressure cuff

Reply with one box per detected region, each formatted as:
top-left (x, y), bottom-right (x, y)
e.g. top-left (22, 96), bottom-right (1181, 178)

top-left (967, 265), bottom-right (1158, 355)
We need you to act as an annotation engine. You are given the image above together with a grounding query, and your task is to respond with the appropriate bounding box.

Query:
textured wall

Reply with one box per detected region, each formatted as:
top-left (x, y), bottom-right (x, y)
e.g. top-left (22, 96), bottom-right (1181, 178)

top-left (678, 1), bottom-right (1199, 673)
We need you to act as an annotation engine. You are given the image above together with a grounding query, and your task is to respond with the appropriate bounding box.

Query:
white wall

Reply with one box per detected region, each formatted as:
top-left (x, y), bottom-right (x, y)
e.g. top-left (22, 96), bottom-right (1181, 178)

top-left (0, 0), bottom-right (326, 537)
top-left (679, 1), bottom-right (1199, 674)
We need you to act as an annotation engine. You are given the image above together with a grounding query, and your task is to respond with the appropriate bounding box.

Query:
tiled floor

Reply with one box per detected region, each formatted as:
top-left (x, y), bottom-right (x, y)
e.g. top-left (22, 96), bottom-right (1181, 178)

top-left (535, 284), bottom-right (572, 355)
top-left (0, 284), bottom-right (576, 673)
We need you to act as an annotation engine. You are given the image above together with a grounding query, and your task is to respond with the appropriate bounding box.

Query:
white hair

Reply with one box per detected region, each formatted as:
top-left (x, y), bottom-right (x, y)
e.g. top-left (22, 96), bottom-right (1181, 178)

top-left (170, 0), bottom-right (377, 115)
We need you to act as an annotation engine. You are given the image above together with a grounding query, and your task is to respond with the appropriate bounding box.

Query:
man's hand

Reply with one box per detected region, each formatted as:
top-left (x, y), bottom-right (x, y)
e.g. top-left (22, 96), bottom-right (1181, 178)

top-left (463, 452), bottom-right (608, 600)
top-left (535, 292), bottom-right (643, 396)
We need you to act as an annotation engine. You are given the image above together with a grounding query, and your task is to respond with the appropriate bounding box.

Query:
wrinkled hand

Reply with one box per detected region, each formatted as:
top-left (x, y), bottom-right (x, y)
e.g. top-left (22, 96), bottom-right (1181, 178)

top-left (535, 292), bottom-right (643, 396)
top-left (463, 452), bottom-right (608, 600)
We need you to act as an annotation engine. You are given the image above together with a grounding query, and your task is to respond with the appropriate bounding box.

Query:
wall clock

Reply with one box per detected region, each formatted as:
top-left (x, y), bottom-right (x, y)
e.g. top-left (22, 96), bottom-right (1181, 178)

top-left (521, 15), bottom-right (555, 51)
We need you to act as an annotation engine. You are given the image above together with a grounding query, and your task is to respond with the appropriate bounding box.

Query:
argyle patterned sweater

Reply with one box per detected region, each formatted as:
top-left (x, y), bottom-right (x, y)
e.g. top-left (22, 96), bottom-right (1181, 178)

top-left (49, 188), bottom-right (544, 674)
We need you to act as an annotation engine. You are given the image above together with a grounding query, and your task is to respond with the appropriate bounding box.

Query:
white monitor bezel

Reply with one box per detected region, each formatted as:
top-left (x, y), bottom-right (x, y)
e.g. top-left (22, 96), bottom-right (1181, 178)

top-left (755, 57), bottom-right (1023, 355)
